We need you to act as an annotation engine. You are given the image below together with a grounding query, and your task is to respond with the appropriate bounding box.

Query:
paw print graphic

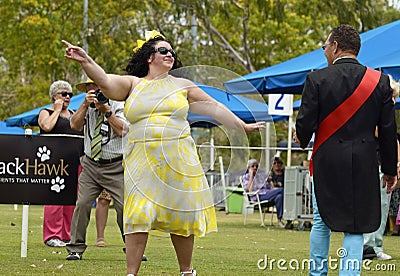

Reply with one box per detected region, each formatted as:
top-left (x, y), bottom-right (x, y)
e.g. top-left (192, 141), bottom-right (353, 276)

top-left (50, 176), bottom-right (65, 193)
top-left (37, 146), bottom-right (51, 162)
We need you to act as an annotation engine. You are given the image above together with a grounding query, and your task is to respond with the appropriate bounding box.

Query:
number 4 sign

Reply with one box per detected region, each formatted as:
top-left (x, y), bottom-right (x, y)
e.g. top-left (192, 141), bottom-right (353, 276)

top-left (268, 94), bottom-right (293, 116)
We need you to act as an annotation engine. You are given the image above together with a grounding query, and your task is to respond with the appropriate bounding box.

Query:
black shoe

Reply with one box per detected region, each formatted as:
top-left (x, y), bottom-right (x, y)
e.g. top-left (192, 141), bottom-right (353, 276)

top-left (362, 245), bottom-right (376, 260)
top-left (304, 221), bottom-right (312, 229)
top-left (284, 221), bottom-right (294, 230)
top-left (122, 248), bottom-right (147, 261)
top-left (66, 252), bottom-right (82, 260)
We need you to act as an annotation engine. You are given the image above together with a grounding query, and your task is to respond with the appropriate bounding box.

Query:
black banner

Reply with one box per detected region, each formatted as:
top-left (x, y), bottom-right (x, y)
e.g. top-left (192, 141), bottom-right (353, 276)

top-left (0, 134), bottom-right (83, 205)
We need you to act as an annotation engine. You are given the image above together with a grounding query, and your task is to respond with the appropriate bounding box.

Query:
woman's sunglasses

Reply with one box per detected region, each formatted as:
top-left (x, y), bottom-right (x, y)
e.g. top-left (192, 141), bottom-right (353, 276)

top-left (155, 47), bottom-right (177, 58)
top-left (57, 91), bottom-right (73, 98)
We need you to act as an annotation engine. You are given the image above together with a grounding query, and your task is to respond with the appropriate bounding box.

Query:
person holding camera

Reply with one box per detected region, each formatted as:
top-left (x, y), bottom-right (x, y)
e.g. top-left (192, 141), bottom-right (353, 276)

top-left (65, 79), bottom-right (136, 260)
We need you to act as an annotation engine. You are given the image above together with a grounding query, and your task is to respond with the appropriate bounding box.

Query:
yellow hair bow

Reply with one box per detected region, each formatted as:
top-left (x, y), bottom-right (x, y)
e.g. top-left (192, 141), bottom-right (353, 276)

top-left (133, 30), bottom-right (165, 52)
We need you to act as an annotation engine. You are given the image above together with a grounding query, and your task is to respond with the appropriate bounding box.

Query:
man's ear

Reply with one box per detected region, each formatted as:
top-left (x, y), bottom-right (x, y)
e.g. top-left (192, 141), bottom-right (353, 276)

top-left (333, 41), bottom-right (339, 54)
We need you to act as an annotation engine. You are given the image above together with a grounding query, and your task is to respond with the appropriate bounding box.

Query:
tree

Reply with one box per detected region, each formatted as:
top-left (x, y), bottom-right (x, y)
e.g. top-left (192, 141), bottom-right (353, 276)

top-left (0, 0), bottom-right (399, 123)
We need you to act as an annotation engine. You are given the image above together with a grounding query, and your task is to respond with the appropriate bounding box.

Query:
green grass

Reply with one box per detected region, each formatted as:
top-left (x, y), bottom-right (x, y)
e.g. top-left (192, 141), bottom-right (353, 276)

top-left (0, 205), bottom-right (399, 275)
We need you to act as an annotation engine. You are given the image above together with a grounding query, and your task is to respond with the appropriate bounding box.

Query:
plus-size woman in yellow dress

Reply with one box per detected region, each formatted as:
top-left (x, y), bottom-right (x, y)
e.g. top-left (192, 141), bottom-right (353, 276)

top-left (62, 33), bottom-right (265, 276)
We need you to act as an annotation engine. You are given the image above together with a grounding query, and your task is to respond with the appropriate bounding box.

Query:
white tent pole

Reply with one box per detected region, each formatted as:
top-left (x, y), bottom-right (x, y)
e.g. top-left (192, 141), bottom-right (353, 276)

top-left (265, 122), bottom-right (271, 172)
top-left (287, 115), bottom-right (293, 166)
top-left (21, 127), bottom-right (32, 258)
top-left (21, 204), bottom-right (29, 257)
top-left (210, 128), bottom-right (215, 187)
top-left (219, 156), bottom-right (228, 213)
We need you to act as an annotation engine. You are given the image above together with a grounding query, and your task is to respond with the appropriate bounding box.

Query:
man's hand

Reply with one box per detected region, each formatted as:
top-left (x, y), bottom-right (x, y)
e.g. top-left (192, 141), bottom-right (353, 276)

top-left (293, 131), bottom-right (300, 144)
top-left (84, 90), bottom-right (96, 108)
top-left (383, 174), bottom-right (398, 194)
top-left (95, 102), bottom-right (111, 114)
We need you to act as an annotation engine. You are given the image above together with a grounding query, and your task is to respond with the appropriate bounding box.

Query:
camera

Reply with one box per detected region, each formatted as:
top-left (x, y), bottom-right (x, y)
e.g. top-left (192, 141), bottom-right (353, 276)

top-left (90, 89), bottom-right (109, 108)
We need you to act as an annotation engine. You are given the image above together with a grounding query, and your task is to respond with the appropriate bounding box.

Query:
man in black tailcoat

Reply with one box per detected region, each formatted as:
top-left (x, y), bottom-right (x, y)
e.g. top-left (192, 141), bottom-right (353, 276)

top-left (295, 24), bottom-right (397, 276)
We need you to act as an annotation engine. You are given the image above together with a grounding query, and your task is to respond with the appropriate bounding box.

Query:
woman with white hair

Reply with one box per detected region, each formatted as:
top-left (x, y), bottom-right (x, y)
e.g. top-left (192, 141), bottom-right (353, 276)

top-left (38, 80), bottom-right (82, 247)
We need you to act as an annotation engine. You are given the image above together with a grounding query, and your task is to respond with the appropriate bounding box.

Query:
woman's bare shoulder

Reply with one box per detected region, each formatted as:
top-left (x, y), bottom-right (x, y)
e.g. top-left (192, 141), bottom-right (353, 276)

top-left (170, 76), bottom-right (197, 92)
top-left (170, 75), bottom-right (194, 85)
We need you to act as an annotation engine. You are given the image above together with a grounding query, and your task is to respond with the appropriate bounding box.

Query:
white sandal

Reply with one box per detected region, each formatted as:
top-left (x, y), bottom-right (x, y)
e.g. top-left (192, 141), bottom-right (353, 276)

top-left (180, 269), bottom-right (196, 276)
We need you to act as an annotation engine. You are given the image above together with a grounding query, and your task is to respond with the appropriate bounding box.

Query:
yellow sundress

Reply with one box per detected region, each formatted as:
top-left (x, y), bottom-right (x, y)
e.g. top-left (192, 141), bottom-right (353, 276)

top-left (123, 75), bottom-right (217, 237)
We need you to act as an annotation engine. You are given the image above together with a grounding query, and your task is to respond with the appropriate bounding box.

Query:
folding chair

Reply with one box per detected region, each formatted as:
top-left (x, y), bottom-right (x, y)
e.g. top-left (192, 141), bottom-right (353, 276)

top-left (240, 176), bottom-right (275, 227)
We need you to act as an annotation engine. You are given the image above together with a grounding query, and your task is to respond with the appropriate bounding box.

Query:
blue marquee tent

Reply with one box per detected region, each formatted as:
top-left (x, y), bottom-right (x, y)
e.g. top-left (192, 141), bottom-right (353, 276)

top-left (225, 20), bottom-right (400, 94)
top-left (6, 84), bottom-right (283, 128)
top-left (189, 84), bottom-right (284, 128)
top-left (0, 121), bottom-right (25, 134)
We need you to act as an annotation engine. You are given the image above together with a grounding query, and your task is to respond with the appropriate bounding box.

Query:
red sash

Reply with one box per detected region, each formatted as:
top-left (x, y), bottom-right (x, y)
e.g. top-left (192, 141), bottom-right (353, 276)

top-left (309, 67), bottom-right (381, 175)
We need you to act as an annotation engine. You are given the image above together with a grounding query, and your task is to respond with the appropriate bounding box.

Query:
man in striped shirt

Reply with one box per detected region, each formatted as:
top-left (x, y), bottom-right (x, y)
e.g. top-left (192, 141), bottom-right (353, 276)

top-left (66, 79), bottom-right (129, 261)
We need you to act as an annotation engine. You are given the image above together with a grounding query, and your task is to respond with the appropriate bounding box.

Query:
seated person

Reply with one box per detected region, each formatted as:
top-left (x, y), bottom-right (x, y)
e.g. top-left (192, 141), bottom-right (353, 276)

top-left (267, 157), bottom-right (285, 188)
top-left (242, 159), bottom-right (285, 228)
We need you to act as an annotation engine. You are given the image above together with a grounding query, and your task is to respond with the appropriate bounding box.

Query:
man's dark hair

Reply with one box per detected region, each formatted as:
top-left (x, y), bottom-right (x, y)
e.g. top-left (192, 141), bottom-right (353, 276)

top-left (329, 24), bottom-right (361, 56)
top-left (125, 36), bottom-right (182, 78)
